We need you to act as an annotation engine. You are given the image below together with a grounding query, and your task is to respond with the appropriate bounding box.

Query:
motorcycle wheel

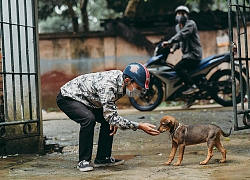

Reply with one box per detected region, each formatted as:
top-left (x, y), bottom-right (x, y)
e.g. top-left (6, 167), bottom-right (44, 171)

top-left (129, 80), bottom-right (163, 111)
top-left (209, 69), bottom-right (246, 106)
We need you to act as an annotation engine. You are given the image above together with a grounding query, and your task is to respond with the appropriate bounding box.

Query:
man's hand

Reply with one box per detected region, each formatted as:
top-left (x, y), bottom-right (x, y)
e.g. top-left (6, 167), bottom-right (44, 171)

top-left (161, 41), bottom-right (169, 48)
top-left (138, 123), bottom-right (160, 136)
top-left (170, 48), bottom-right (174, 53)
top-left (109, 125), bottom-right (118, 136)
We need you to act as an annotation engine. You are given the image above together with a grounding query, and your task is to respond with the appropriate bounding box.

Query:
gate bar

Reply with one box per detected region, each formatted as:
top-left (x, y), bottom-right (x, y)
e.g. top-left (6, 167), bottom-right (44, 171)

top-left (228, 0), bottom-right (250, 130)
top-left (0, 119), bottom-right (38, 126)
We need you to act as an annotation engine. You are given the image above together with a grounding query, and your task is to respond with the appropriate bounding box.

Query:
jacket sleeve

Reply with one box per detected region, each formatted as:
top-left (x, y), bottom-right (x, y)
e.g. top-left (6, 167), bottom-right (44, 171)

top-left (99, 87), bottom-right (139, 131)
top-left (172, 42), bottom-right (180, 51)
top-left (168, 22), bottom-right (194, 44)
top-left (103, 101), bottom-right (139, 130)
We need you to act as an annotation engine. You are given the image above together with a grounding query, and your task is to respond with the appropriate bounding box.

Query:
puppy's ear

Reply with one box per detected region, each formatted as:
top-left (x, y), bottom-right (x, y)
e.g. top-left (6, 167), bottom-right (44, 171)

top-left (162, 119), bottom-right (170, 126)
top-left (172, 118), bottom-right (180, 128)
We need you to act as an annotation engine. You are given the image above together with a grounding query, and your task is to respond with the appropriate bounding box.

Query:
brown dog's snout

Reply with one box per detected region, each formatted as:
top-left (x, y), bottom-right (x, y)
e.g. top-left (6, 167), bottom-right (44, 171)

top-left (158, 124), bottom-right (166, 133)
top-left (158, 116), bottom-right (172, 133)
top-left (157, 126), bottom-right (162, 132)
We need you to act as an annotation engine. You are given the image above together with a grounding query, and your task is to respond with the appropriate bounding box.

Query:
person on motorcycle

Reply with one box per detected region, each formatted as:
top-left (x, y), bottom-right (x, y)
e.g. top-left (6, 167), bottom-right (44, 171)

top-left (56, 62), bottom-right (159, 172)
top-left (162, 5), bottom-right (202, 95)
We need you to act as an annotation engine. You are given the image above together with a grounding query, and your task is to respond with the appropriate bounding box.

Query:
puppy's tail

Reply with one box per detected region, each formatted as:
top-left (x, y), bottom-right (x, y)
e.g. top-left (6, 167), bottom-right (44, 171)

top-left (222, 127), bottom-right (232, 137)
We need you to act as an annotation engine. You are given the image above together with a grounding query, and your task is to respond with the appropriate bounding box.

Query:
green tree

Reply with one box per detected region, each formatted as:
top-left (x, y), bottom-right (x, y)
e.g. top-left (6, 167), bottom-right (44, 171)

top-left (38, 0), bottom-right (121, 33)
top-left (38, 0), bottom-right (228, 33)
top-left (108, 0), bottom-right (228, 18)
top-left (38, 0), bottom-right (82, 32)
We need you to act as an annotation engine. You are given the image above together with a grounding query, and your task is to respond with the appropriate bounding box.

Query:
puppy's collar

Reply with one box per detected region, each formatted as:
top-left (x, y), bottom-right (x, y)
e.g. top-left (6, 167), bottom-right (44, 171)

top-left (175, 123), bottom-right (181, 132)
top-left (170, 123), bottom-right (181, 138)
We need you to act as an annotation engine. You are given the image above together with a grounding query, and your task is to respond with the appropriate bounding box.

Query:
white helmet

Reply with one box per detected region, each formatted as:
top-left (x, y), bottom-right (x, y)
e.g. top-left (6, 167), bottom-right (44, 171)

top-left (175, 5), bottom-right (189, 14)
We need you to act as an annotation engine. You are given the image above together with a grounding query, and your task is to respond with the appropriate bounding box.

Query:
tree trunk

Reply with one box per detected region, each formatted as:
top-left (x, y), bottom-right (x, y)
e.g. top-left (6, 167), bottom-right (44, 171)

top-left (124, 0), bottom-right (141, 18)
top-left (80, 0), bottom-right (89, 32)
top-left (65, 1), bottom-right (79, 33)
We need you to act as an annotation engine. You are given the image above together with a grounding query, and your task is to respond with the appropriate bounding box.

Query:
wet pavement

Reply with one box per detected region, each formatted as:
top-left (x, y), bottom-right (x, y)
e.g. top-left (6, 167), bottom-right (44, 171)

top-left (1, 104), bottom-right (250, 180)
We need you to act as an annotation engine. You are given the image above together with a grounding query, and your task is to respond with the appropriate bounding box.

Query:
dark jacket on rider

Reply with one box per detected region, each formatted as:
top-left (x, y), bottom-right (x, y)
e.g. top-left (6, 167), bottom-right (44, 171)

top-left (168, 20), bottom-right (202, 60)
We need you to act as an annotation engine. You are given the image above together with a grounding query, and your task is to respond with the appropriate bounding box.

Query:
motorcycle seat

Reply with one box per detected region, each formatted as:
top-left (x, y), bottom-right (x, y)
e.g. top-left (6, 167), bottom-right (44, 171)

top-left (198, 53), bottom-right (229, 66)
top-left (188, 53), bottom-right (230, 75)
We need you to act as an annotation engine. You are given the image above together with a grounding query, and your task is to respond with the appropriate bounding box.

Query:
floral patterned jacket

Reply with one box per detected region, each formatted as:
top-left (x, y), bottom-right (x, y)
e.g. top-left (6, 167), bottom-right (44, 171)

top-left (60, 70), bottom-right (139, 130)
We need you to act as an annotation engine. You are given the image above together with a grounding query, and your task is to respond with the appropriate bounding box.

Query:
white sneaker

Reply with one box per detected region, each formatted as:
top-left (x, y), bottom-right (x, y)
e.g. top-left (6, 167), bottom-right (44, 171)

top-left (77, 160), bottom-right (93, 172)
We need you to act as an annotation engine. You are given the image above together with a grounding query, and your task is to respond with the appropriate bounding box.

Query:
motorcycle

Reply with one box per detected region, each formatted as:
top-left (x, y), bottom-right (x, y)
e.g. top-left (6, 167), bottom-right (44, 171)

top-left (129, 43), bottom-right (247, 111)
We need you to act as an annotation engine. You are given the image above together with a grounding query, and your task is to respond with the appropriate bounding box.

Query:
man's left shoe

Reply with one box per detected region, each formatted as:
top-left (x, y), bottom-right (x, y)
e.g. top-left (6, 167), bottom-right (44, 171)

top-left (93, 157), bottom-right (125, 167)
top-left (182, 87), bottom-right (199, 95)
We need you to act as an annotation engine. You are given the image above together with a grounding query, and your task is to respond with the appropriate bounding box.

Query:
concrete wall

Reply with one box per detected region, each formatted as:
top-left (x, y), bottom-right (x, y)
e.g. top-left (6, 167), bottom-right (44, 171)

top-left (39, 30), bottom-right (230, 110)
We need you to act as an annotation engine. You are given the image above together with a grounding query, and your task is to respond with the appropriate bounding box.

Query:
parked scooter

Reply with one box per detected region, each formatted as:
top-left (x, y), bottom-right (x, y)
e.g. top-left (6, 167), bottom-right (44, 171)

top-left (129, 43), bottom-right (247, 111)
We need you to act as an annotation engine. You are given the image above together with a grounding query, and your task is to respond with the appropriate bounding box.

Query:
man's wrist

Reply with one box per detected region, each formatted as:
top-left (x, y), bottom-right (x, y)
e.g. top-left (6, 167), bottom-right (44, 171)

top-left (132, 122), bottom-right (140, 131)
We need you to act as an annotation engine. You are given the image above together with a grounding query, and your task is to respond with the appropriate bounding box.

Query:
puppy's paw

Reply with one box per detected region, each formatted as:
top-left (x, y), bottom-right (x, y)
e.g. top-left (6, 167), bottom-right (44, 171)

top-left (164, 161), bottom-right (171, 165)
top-left (199, 161), bottom-right (208, 165)
top-left (173, 162), bottom-right (181, 166)
top-left (219, 159), bottom-right (226, 163)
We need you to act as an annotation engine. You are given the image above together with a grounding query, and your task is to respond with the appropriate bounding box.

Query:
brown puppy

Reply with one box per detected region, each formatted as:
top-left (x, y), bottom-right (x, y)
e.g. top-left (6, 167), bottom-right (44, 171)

top-left (158, 115), bottom-right (231, 166)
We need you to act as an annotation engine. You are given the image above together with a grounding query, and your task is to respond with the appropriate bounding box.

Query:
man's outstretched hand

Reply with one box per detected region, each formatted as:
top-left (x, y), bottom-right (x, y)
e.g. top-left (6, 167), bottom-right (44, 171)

top-left (138, 123), bottom-right (160, 136)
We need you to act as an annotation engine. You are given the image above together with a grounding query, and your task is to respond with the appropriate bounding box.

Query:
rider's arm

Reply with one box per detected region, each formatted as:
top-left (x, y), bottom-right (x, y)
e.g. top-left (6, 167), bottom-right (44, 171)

top-left (171, 42), bottom-right (180, 52)
top-left (168, 21), bottom-right (195, 44)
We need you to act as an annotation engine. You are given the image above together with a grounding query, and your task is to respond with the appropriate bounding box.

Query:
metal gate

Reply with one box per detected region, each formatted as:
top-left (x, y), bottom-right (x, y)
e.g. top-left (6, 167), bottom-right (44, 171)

top-left (0, 0), bottom-right (43, 155)
top-left (228, 0), bottom-right (250, 130)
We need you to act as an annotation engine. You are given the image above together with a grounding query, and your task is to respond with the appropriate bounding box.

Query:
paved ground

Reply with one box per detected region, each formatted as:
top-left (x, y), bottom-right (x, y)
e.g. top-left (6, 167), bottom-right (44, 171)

top-left (1, 105), bottom-right (250, 180)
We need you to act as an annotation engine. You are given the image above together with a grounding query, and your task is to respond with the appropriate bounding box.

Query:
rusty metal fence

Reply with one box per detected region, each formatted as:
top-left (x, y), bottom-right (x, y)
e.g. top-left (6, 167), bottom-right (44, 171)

top-left (0, 0), bottom-right (43, 155)
top-left (228, 0), bottom-right (250, 130)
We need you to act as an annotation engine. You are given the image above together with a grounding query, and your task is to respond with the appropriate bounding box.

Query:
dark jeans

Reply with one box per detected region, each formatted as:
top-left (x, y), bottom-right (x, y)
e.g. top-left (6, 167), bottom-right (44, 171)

top-left (173, 58), bottom-right (201, 86)
top-left (56, 92), bottom-right (113, 162)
